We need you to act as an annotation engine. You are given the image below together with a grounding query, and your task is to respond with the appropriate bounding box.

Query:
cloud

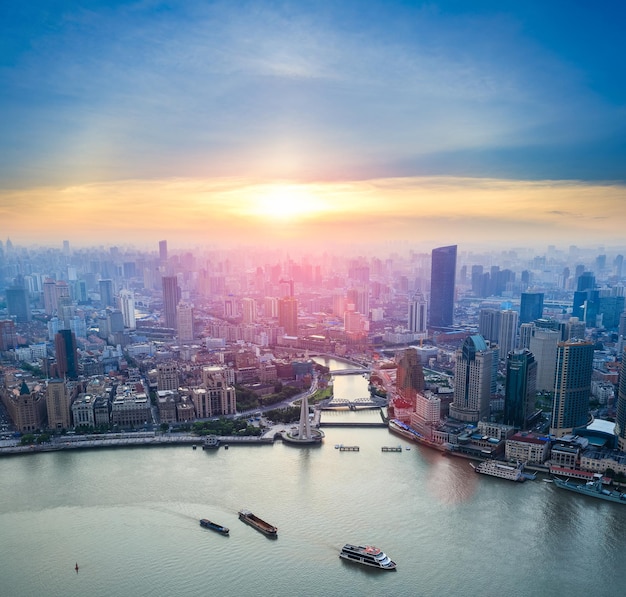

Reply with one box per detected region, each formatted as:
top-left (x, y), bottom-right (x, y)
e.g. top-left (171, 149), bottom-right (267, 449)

top-left (2, 2), bottom-right (625, 188)
top-left (2, 175), bottom-right (625, 249)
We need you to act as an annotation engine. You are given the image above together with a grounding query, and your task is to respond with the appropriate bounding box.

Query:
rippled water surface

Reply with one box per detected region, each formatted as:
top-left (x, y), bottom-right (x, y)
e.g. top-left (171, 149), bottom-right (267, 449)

top-left (2, 359), bottom-right (625, 597)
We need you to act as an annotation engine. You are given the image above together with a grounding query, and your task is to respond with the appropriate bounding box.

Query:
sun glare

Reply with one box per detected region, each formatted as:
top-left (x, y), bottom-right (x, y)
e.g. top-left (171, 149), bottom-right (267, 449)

top-left (252, 185), bottom-right (329, 221)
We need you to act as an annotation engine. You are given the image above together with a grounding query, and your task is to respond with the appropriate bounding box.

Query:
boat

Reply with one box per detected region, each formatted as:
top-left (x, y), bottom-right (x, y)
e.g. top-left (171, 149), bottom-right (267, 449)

top-left (199, 518), bottom-right (229, 535)
top-left (470, 460), bottom-right (525, 482)
top-left (388, 419), bottom-right (446, 452)
top-left (552, 475), bottom-right (626, 504)
top-left (238, 509), bottom-right (277, 537)
top-left (339, 544), bottom-right (397, 570)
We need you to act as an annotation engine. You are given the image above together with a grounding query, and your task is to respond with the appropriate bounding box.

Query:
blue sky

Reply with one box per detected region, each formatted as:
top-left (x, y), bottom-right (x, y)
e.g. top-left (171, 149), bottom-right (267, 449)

top-left (1, 1), bottom-right (625, 248)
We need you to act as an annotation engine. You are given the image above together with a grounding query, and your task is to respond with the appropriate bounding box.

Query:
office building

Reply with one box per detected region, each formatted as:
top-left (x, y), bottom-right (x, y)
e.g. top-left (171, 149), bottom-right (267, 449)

top-left (0, 319), bottom-right (17, 351)
top-left (450, 334), bottom-right (493, 423)
top-left (550, 340), bottom-right (594, 438)
top-left (278, 296), bottom-right (298, 336)
top-left (396, 348), bottom-right (425, 405)
top-left (478, 308), bottom-right (500, 345)
top-left (242, 298), bottom-right (257, 325)
top-left (520, 292), bottom-right (544, 324)
top-left (6, 286), bottom-right (31, 322)
top-left (429, 245), bottom-right (457, 329)
top-left (347, 287), bottom-right (370, 319)
top-left (498, 310), bottom-right (519, 357)
top-left (157, 363), bottom-right (179, 392)
top-left (176, 303), bottom-right (194, 343)
top-left (119, 290), bottom-right (136, 329)
top-left (162, 276), bottom-right (180, 329)
top-left (46, 379), bottom-right (71, 430)
top-left (518, 323), bottom-right (534, 349)
top-left (43, 278), bottom-right (58, 315)
top-left (408, 292), bottom-right (428, 335)
top-left (159, 239), bottom-right (168, 263)
top-left (99, 279), bottom-right (114, 308)
top-left (55, 329), bottom-right (79, 379)
top-left (565, 317), bottom-right (586, 341)
top-left (529, 329), bottom-right (560, 392)
top-left (504, 349), bottom-right (537, 428)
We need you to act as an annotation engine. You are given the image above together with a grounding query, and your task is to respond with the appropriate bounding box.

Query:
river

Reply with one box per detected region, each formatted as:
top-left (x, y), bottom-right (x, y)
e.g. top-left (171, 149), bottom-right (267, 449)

top-left (1, 357), bottom-right (625, 597)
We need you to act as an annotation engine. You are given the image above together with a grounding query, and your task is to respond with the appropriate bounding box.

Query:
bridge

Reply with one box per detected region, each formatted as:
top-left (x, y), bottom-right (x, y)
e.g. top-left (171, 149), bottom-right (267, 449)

top-left (329, 368), bottom-right (371, 375)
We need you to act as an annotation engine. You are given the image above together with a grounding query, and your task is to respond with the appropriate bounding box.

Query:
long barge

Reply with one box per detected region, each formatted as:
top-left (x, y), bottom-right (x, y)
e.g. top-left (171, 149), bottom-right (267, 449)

top-left (238, 509), bottom-right (278, 537)
top-left (199, 518), bottom-right (229, 535)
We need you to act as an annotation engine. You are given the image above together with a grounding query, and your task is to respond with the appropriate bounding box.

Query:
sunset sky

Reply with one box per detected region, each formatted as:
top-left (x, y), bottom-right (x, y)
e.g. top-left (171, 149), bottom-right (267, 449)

top-left (1, 1), bottom-right (625, 250)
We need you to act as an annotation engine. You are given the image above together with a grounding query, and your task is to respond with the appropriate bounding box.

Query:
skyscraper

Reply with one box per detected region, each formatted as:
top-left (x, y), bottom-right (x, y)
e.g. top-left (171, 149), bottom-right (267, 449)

top-left (99, 279), bottom-right (114, 307)
top-left (429, 245), bottom-right (456, 329)
top-left (278, 296), bottom-right (298, 336)
top-left (119, 289), bottom-right (136, 329)
top-left (159, 239), bottom-right (168, 263)
top-left (504, 349), bottom-right (537, 428)
top-left (450, 334), bottom-right (493, 423)
top-left (518, 322), bottom-right (534, 349)
top-left (520, 292), bottom-right (544, 324)
top-left (408, 292), bottom-right (427, 335)
top-left (396, 348), bottom-right (425, 405)
top-left (6, 286), bottom-right (31, 322)
top-left (176, 303), bottom-right (194, 342)
top-left (529, 329), bottom-right (560, 391)
top-left (162, 276), bottom-right (180, 329)
top-left (242, 298), bottom-right (257, 325)
top-left (550, 340), bottom-right (594, 437)
top-left (478, 308), bottom-right (501, 344)
top-left (43, 278), bottom-right (57, 315)
top-left (498, 310), bottom-right (519, 357)
top-left (616, 347), bottom-right (626, 452)
top-left (55, 329), bottom-right (78, 379)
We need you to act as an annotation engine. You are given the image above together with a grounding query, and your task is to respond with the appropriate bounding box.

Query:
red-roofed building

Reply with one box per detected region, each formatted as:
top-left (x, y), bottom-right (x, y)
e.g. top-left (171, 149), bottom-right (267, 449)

top-left (505, 431), bottom-right (551, 464)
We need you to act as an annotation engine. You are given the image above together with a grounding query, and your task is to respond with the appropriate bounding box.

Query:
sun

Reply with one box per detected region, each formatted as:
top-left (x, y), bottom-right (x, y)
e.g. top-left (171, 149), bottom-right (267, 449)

top-left (251, 184), bottom-right (329, 221)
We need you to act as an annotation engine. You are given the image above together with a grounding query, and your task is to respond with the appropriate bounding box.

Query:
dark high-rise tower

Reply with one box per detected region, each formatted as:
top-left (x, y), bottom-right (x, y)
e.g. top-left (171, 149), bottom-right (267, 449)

top-left (550, 340), bottom-right (594, 437)
top-left (55, 329), bottom-right (78, 379)
top-left (520, 292), bottom-right (544, 324)
top-left (6, 286), bottom-right (31, 322)
top-left (162, 276), bottom-right (180, 329)
top-left (429, 245), bottom-right (457, 329)
top-left (504, 349), bottom-right (537, 428)
top-left (396, 348), bottom-right (425, 405)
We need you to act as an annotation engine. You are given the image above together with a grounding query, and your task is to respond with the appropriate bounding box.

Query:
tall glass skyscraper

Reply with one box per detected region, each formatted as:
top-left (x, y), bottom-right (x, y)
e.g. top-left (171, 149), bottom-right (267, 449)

top-left (519, 292), bottom-right (544, 324)
top-left (429, 245), bottom-right (457, 330)
top-left (550, 340), bottom-right (594, 437)
top-left (504, 349), bottom-right (537, 428)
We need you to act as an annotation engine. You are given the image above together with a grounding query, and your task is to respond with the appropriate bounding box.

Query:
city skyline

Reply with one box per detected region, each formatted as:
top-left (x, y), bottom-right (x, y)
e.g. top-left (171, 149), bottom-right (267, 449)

top-left (1, 1), bottom-right (625, 249)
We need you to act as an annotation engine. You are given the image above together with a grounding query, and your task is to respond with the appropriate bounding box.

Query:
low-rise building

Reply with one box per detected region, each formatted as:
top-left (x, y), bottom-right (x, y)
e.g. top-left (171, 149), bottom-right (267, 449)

top-left (505, 432), bottom-right (551, 464)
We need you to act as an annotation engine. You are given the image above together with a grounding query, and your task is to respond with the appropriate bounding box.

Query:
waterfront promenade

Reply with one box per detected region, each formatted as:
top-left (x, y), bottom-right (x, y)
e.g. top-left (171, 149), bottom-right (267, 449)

top-left (0, 431), bottom-right (275, 455)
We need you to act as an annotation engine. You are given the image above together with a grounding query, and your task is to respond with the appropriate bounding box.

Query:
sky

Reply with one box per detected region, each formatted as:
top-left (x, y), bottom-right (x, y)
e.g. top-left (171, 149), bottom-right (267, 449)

top-left (1, 0), bottom-right (625, 251)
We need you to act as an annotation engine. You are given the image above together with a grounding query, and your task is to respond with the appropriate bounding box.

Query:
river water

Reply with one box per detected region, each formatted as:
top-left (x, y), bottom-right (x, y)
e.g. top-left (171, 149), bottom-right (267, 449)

top-left (1, 357), bottom-right (625, 597)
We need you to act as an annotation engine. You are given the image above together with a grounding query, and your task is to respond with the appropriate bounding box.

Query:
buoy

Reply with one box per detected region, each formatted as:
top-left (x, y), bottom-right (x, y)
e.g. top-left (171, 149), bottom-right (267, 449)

top-left (75, 563), bottom-right (79, 573)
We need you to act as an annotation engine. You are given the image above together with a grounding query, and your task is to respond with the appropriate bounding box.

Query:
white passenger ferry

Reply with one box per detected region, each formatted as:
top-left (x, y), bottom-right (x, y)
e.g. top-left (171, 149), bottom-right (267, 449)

top-left (470, 460), bottom-right (525, 482)
top-left (339, 544), bottom-right (397, 570)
